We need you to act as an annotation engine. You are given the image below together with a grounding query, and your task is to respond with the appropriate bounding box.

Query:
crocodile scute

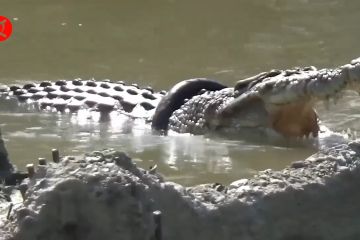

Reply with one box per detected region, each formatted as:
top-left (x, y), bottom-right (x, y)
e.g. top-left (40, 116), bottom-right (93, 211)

top-left (0, 79), bottom-right (166, 119)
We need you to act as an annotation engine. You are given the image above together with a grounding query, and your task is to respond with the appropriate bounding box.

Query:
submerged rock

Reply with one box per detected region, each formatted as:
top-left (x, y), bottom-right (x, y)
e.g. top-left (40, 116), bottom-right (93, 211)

top-left (1, 142), bottom-right (360, 239)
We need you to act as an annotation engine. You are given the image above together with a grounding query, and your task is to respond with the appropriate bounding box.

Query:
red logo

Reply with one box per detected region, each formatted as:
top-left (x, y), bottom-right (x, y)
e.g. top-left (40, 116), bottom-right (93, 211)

top-left (0, 16), bottom-right (13, 42)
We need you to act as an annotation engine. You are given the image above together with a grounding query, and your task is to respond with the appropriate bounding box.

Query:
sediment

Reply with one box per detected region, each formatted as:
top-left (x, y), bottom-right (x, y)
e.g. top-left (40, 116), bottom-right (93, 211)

top-left (1, 138), bottom-right (360, 239)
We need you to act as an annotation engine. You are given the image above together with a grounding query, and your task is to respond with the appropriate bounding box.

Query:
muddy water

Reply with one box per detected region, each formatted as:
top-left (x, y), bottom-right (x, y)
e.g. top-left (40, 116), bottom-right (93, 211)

top-left (1, 0), bottom-right (360, 185)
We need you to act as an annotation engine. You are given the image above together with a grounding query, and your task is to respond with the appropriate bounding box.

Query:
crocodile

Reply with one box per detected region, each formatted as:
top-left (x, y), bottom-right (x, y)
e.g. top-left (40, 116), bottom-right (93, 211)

top-left (1, 57), bottom-right (360, 140)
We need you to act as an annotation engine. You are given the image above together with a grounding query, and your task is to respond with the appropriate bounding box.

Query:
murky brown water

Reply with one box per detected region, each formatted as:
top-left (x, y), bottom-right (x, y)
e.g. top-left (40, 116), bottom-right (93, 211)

top-left (1, 0), bottom-right (360, 185)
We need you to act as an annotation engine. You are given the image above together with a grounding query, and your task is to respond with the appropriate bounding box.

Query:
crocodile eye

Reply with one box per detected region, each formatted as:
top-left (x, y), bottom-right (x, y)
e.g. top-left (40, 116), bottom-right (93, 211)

top-left (267, 69), bottom-right (282, 77)
top-left (234, 82), bottom-right (248, 92)
top-left (234, 90), bottom-right (240, 97)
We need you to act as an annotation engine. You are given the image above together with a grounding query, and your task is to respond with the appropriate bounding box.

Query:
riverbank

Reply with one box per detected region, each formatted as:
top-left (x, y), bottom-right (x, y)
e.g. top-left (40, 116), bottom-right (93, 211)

top-left (1, 138), bottom-right (360, 239)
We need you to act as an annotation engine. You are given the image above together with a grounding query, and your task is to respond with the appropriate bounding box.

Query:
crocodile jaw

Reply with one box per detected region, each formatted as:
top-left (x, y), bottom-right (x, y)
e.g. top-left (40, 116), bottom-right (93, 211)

top-left (223, 57), bottom-right (360, 139)
top-left (216, 96), bottom-right (320, 139)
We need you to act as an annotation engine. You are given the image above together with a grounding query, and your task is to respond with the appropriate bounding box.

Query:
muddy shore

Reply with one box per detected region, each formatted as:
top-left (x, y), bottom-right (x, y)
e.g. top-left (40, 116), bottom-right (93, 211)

top-left (1, 134), bottom-right (360, 239)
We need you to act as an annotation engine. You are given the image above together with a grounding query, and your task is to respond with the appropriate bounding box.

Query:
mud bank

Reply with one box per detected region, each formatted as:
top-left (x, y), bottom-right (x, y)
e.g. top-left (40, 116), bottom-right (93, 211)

top-left (1, 140), bottom-right (360, 239)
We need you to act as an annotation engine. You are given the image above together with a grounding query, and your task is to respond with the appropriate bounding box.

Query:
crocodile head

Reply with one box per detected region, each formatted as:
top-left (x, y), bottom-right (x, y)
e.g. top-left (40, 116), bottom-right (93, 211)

top-left (217, 68), bottom-right (321, 138)
top-left (159, 57), bottom-right (360, 139)
top-left (214, 58), bottom-right (360, 139)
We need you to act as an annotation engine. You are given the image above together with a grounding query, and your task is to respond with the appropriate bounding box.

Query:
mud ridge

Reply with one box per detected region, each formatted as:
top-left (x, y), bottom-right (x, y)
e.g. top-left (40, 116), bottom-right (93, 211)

top-left (0, 137), bottom-right (359, 239)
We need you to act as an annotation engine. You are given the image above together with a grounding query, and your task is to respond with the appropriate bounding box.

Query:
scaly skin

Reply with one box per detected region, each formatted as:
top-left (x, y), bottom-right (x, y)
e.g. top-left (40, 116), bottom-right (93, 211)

top-left (168, 57), bottom-right (360, 138)
top-left (0, 80), bottom-right (165, 119)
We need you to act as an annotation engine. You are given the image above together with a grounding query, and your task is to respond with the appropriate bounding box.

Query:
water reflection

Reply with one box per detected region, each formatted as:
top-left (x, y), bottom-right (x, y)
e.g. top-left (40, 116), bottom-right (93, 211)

top-left (1, 107), bottom-right (318, 186)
